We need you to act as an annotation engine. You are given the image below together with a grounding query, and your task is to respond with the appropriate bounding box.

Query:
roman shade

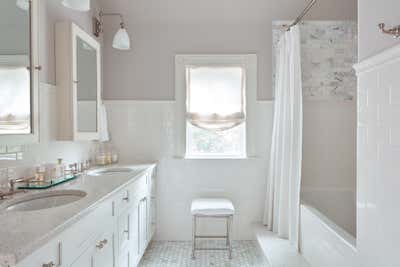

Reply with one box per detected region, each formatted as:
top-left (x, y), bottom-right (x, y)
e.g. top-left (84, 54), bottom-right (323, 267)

top-left (186, 66), bottom-right (246, 131)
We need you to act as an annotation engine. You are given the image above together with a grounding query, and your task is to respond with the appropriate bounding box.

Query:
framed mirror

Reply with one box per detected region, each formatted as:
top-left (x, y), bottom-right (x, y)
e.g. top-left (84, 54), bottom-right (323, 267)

top-left (0, 0), bottom-right (39, 145)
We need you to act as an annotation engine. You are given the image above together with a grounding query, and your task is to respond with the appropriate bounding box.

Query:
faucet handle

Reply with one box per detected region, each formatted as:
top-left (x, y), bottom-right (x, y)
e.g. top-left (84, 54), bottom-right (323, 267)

top-left (68, 163), bottom-right (78, 173)
top-left (8, 179), bottom-right (16, 192)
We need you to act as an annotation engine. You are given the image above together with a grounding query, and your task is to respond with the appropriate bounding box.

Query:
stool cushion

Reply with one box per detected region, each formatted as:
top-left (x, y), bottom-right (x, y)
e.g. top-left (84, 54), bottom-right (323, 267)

top-left (191, 198), bottom-right (235, 216)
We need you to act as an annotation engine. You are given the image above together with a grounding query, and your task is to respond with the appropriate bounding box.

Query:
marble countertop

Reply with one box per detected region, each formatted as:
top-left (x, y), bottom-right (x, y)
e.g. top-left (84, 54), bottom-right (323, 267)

top-left (0, 163), bottom-right (156, 267)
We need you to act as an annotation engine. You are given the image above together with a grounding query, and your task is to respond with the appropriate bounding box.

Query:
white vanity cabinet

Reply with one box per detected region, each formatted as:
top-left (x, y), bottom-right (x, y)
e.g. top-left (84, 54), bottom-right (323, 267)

top-left (55, 22), bottom-right (102, 141)
top-left (15, 166), bottom-right (156, 267)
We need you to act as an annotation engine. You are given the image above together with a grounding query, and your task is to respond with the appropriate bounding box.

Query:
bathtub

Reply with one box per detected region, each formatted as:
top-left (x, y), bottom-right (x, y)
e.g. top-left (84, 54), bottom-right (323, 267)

top-left (300, 189), bottom-right (357, 267)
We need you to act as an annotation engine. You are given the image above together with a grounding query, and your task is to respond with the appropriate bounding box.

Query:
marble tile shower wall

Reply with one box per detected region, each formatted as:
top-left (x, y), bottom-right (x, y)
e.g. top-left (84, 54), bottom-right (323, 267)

top-left (273, 21), bottom-right (357, 101)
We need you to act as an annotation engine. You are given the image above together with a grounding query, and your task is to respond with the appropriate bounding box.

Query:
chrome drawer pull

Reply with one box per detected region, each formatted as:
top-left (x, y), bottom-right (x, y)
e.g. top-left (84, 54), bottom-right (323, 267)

top-left (96, 239), bottom-right (108, 249)
top-left (42, 262), bottom-right (55, 267)
top-left (123, 190), bottom-right (130, 202)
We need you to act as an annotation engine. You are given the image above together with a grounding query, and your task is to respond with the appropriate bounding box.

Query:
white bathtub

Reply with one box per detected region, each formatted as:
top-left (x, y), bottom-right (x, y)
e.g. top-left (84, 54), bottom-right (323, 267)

top-left (300, 189), bottom-right (357, 267)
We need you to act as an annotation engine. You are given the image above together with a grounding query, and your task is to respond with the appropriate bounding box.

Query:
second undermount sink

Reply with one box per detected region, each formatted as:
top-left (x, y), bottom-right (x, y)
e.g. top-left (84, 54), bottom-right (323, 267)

top-left (87, 167), bottom-right (141, 177)
top-left (4, 190), bottom-right (87, 212)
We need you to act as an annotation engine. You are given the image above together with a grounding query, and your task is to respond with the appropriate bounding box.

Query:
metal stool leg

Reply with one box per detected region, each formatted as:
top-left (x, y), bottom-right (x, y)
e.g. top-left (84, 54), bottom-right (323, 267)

top-left (226, 216), bottom-right (229, 246)
top-left (227, 216), bottom-right (232, 259)
top-left (192, 215), bottom-right (196, 259)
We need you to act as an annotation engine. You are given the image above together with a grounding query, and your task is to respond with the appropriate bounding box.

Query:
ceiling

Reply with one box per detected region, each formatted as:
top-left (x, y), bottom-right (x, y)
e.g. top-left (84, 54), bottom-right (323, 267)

top-left (98, 0), bottom-right (357, 24)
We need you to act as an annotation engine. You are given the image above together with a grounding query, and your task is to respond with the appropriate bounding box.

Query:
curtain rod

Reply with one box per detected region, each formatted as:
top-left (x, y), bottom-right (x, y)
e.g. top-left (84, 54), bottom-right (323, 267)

top-left (287, 0), bottom-right (317, 31)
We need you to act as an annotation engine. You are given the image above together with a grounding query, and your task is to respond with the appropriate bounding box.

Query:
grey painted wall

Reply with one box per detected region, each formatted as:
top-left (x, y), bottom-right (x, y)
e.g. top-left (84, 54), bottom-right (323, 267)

top-left (100, 0), bottom-right (357, 100)
top-left (358, 0), bottom-right (400, 60)
top-left (39, 0), bottom-right (102, 85)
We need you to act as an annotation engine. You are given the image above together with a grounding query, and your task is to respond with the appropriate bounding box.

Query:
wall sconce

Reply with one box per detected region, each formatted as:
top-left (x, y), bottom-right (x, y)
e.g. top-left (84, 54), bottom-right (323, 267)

top-left (93, 11), bottom-right (131, 50)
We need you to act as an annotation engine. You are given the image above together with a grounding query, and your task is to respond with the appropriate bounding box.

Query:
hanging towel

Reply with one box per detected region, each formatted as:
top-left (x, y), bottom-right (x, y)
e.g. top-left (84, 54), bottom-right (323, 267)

top-left (99, 103), bottom-right (110, 142)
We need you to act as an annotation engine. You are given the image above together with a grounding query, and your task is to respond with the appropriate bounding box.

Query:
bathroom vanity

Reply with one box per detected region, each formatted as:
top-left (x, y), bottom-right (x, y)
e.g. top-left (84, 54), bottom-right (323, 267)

top-left (0, 164), bottom-right (157, 267)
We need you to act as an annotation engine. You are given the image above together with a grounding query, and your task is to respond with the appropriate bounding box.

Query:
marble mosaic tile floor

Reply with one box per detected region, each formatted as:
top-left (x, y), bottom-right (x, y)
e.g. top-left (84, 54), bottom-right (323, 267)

top-left (139, 240), bottom-right (270, 267)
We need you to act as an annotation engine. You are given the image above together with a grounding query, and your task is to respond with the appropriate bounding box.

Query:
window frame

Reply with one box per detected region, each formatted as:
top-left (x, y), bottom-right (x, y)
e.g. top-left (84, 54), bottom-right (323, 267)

top-left (175, 54), bottom-right (258, 159)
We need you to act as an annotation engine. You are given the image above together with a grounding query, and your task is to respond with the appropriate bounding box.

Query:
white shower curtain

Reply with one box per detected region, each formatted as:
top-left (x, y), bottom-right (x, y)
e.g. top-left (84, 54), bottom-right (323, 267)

top-left (263, 25), bottom-right (303, 248)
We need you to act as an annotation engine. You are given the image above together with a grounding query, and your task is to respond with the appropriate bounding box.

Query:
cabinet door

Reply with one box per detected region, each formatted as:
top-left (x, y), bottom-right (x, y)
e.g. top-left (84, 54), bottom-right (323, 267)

top-left (70, 246), bottom-right (94, 267)
top-left (138, 197), bottom-right (148, 255)
top-left (118, 208), bottom-right (130, 252)
top-left (118, 203), bottom-right (141, 267)
top-left (148, 195), bottom-right (156, 239)
top-left (147, 169), bottom-right (157, 240)
top-left (118, 248), bottom-right (130, 267)
top-left (130, 204), bottom-right (140, 265)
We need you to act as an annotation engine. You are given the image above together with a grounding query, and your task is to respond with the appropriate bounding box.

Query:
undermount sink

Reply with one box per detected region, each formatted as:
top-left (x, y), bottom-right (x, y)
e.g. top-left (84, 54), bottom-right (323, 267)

top-left (87, 167), bottom-right (141, 176)
top-left (4, 190), bottom-right (87, 212)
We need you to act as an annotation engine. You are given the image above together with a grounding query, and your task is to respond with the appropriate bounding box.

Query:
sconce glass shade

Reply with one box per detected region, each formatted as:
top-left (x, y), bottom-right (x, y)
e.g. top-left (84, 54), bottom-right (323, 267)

top-left (16, 0), bottom-right (29, 11)
top-left (62, 0), bottom-right (90, 12)
top-left (112, 28), bottom-right (131, 50)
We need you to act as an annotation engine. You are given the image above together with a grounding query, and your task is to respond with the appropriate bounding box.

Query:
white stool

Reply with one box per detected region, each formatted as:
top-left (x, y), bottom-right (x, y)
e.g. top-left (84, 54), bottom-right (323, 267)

top-left (191, 198), bottom-right (235, 259)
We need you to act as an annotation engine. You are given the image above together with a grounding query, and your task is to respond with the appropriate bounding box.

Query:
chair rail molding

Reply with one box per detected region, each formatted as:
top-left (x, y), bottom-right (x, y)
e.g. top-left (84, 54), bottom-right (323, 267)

top-left (354, 43), bottom-right (400, 75)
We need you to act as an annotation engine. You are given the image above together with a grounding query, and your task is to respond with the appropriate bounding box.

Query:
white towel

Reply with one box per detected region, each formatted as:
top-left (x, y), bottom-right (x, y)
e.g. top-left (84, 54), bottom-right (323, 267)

top-left (99, 104), bottom-right (110, 142)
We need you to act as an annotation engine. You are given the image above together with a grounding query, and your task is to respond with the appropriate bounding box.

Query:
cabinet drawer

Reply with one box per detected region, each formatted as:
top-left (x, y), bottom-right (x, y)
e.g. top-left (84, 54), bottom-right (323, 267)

top-left (60, 198), bottom-right (113, 266)
top-left (131, 174), bottom-right (147, 196)
top-left (114, 187), bottom-right (131, 216)
top-left (114, 175), bottom-right (147, 216)
top-left (16, 238), bottom-right (60, 267)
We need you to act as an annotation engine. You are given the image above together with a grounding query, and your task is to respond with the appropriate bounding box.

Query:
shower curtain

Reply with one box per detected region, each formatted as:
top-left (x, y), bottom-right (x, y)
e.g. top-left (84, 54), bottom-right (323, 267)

top-left (263, 25), bottom-right (303, 249)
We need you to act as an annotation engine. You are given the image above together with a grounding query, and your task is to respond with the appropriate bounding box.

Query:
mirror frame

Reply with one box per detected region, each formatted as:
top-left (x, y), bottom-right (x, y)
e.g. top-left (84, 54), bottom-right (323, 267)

top-left (0, 0), bottom-right (40, 146)
top-left (72, 23), bottom-right (101, 140)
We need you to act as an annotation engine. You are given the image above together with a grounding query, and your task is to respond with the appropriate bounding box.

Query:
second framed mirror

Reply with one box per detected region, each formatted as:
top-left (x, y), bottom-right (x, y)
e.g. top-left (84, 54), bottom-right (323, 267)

top-left (56, 22), bottom-right (101, 141)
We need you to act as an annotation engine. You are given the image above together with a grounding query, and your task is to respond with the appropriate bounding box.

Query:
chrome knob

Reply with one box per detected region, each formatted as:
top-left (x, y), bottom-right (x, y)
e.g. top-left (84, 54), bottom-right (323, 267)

top-left (96, 239), bottom-right (108, 249)
top-left (123, 191), bottom-right (129, 202)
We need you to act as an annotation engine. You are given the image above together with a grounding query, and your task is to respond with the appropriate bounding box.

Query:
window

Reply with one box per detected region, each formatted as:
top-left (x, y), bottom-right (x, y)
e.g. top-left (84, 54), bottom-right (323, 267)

top-left (175, 55), bottom-right (256, 159)
top-left (185, 66), bottom-right (246, 158)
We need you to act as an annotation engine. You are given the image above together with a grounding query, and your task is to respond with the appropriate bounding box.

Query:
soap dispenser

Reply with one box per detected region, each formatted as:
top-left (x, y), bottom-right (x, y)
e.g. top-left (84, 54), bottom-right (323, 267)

top-left (56, 158), bottom-right (66, 179)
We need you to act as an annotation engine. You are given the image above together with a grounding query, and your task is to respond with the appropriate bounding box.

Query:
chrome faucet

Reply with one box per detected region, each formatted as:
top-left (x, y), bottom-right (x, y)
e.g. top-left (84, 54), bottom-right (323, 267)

top-left (0, 177), bottom-right (30, 199)
top-left (9, 177), bottom-right (35, 192)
